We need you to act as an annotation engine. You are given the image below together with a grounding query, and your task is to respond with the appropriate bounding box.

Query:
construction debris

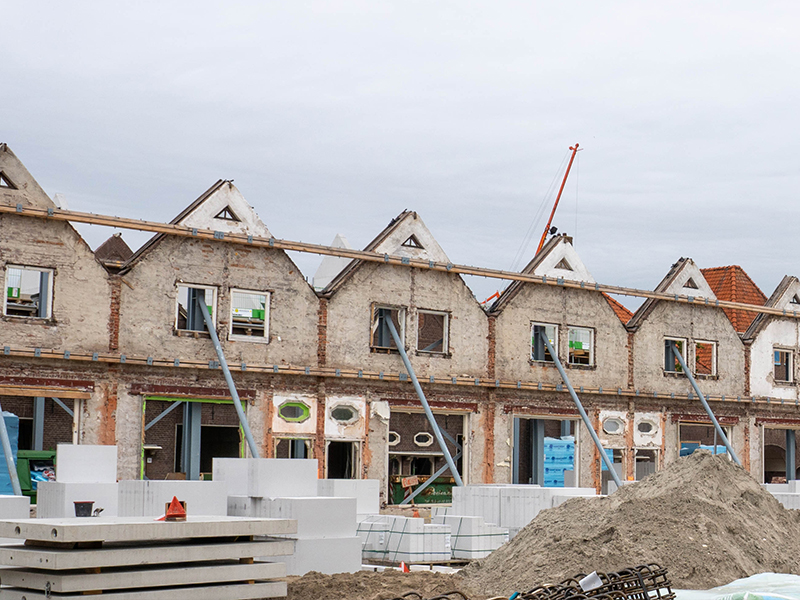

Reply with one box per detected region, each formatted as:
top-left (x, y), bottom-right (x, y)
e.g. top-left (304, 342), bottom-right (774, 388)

top-left (460, 451), bottom-right (800, 593)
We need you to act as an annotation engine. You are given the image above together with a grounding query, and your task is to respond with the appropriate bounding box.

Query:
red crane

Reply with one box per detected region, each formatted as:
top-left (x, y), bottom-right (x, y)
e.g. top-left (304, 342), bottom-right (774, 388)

top-left (535, 143), bottom-right (580, 255)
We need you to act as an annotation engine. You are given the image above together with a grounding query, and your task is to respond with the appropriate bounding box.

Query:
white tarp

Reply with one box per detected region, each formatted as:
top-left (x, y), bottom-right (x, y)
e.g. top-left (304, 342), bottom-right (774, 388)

top-left (676, 574), bottom-right (800, 600)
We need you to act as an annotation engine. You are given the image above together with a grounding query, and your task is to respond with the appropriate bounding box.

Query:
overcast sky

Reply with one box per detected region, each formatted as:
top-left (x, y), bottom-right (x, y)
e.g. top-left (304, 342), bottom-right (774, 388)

top-left (4, 2), bottom-right (800, 307)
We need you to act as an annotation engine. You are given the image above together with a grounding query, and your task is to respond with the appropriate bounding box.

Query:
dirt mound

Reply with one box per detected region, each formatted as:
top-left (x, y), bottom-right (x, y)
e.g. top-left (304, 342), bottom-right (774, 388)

top-left (460, 451), bottom-right (800, 594)
top-left (288, 570), bottom-right (475, 600)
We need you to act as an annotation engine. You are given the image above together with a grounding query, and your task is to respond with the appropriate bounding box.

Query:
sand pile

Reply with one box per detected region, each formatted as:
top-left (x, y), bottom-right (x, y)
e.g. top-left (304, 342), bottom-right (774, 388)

top-left (460, 451), bottom-right (800, 593)
top-left (288, 570), bottom-right (477, 600)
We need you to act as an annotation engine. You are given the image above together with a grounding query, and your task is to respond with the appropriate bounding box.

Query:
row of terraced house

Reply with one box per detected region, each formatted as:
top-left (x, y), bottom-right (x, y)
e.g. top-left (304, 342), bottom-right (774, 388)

top-left (2, 143), bottom-right (800, 504)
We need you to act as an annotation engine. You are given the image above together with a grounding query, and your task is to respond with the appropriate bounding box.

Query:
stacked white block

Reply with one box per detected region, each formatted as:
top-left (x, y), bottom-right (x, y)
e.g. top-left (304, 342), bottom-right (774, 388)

top-left (118, 480), bottom-right (227, 517)
top-left (317, 479), bottom-right (380, 515)
top-left (55, 445), bottom-right (118, 484)
top-left (772, 493), bottom-right (800, 509)
top-left (432, 515), bottom-right (509, 560)
top-left (213, 458), bottom-right (318, 498)
top-left (0, 495), bottom-right (30, 519)
top-left (0, 516), bottom-right (295, 599)
top-left (357, 515), bottom-right (451, 564)
top-left (228, 495), bottom-right (360, 575)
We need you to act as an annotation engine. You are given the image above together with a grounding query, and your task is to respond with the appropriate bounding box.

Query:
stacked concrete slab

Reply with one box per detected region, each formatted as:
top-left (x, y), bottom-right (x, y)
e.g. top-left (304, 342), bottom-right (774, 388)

top-left (318, 479), bottom-right (380, 516)
top-left (357, 515), bottom-right (451, 563)
top-left (217, 458), bottom-right (361, 575)
top-left (37, 445), bottom-right (119, 518)
top-left (0, 516), bottom-right (294, 598)
top-left (431, 515), bottom-right (509, 559)
top-left (118, 480), bottom-right (228, 517)
top-left (765, 480), bottom-right (800, 509)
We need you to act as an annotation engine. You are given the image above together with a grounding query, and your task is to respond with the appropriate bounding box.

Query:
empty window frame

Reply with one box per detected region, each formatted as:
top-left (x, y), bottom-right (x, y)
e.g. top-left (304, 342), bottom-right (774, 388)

top-left (229, 289), bottom-right (269, 341)
top-left (275, 438), bottom-right (311, 459)
top-left (531, 323), bottom-right (557, 362)
top-left (175, 284), bottom-right (217, 332)
top-left (417, 310), bottom-right (448, 354)
top-left (774, 349), bottom-right (793, 383)
top-left (371, 305), bottom-right (406, 351)
top-left (664, 338), bottom-right (687, 373)
top-left (568, 326), bottom-right (593, 365)
top-left (694, 340), bottom-right (717, 376)
top-left (4, 266), bottom-right (53, 319)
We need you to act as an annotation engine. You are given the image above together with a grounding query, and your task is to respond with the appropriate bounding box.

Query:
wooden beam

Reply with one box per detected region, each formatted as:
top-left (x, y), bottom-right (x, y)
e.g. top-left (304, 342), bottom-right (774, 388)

top-left (1, 202), bottom-right (795, 319)
top-left (0, 385), bottom-right (90, 399)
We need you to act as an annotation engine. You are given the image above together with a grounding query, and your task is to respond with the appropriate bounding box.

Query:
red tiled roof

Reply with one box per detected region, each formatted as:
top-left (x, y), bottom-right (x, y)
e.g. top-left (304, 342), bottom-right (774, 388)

top-left (602, 293), bottom-right (633, 326)
top-left (701, 266), bottom-right (767, 333)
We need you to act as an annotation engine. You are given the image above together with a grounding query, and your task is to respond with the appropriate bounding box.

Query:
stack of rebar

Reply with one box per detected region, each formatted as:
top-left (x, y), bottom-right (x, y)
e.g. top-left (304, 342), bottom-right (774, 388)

top-left (520, 563), bottom-right (675, 600)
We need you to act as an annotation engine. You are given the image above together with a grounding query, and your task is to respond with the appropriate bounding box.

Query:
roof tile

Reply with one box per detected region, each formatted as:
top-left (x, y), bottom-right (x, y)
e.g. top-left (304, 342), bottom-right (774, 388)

top-left (701, 266), bottom-right (766, 333)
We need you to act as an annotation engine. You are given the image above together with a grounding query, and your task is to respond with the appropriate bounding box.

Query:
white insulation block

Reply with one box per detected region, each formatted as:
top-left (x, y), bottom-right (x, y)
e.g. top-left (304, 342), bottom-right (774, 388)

top-left (118, 480), bottom-right (227, 517)
top-left (0, 495), bottom-right (30, 519)
top-left (228, 496), bottom-right (355, 539)
top-left (56, 445), bottom-right (117, 484)
top-left (772, 492), bottom-right (800, 510)
top-left (213, 458), bottom-right (318, 498)
top-left (317, 479), bottom-right (380, 515)
top-left (37, 482), bottom-right (119, 518)
top-left (270, 536), bottom-right (361, 575)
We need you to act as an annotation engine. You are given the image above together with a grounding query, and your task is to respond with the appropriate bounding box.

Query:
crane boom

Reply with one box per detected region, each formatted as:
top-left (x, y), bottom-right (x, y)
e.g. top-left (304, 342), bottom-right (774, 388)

top-left (535, 143), bottom-right (580, 255)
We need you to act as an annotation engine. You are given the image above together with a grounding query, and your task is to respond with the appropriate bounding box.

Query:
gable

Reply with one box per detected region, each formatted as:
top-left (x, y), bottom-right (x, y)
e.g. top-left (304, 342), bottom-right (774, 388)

top-left (313, 234), bottom-right (353, 291)
top-left (178, 182), bottom-right (271, 237)
top-left (0, 144), bottom-right (56, 209)
top-left (660, 260), bottom-right (716, 300)
top-left (528, 236), bottom-right (594, 283)
top-left (369, 213), bottom-right (449, 263)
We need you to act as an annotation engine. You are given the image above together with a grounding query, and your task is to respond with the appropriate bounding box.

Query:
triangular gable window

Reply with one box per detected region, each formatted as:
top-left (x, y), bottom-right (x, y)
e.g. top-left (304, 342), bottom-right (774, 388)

top-left (214, 206), bottom-right (240, 222)
top-left (554, 258), bottom-right (573, 271)
top-left (791, 294), bottom-right (800, 306)
top-left (0, 172), bottom-right (17, 190)
top-left (683, 277), bottom-right (699, 289)
top-left (402, 235), bottom-right (423, 249)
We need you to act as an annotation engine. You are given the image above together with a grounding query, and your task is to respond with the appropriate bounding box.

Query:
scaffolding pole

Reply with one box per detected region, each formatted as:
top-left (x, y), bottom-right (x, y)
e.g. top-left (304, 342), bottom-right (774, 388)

top-left (196, 296), bottom-right (261, 459)
top-left (669, 341), bottom-right (741, 465)
top-left (539, 332), bottom-right (623, 489)
top-left (384, 317), bottom-right (463, 487)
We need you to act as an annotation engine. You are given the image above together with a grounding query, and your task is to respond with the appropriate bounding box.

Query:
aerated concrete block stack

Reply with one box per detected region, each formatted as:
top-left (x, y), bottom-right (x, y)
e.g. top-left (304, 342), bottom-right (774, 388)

top-left (118, 480), bottom-right (228, 517)
top-left (213, 458), bottom-right (318, 498)
top-left (766, 480), bottom-right (800, 509)
top-left (357, 515), bottom-right (451, 563)
top-left (37, 445), bottom-right (119, 518)
top-left (432, 515), bottom-right (509, 560)
top-left (317, 478), bottom-right (380, 516)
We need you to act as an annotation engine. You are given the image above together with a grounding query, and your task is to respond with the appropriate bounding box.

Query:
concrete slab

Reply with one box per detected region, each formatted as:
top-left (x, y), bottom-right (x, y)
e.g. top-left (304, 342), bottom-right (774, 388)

top-left (269, 497), bottom-right (356, 539)
top-left (213, 458), bottom-right (318, 498)
top-left (0, 495), bottom-right (29, 520)
top-left (270, 536), bottom-right (361, 576)
top-left (0, 560), bottom-right (285, 593)
top-left (56, 444), bottom-right (117, 483)
top-left (118, 480), bottom-right (227, 517)
top-left (0, 516), bottom-right (296, 543)
top-left (0, 581), bottom-right (287, 600)
top-left (37, 482), bottom-right (119, 518)
top-left (0, 539), bottom-right (294, 570)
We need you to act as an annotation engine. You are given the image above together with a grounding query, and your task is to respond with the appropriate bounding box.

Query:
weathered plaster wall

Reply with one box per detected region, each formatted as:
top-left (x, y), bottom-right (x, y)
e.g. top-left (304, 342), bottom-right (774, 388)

top-left (0, 215), bottom-right (112, 352)
top-left (493, 285), bottom-right (630, 389)
top-left (118, 236), bottom-right (318, 365)
top-left (750, 318), bottom-right (800, 400)
top-left (632, 302), bottom-right (745, 397)
top-left (325, 264), bottom-right (489, 379)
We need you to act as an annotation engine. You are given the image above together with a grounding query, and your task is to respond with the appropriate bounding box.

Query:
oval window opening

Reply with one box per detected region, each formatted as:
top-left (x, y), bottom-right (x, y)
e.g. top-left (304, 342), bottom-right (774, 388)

top-left (637, 421), bottom-right (655, 434)
top-left (602, 418), bottom-right (624, 435)
top-left (388, 431), bottom-right (400, 446)
top-left (331, 405), bottom-right (358, 423)
top-left (414, 432), bottom-right (434, 447)
top-left (278, 402), bottom-right (310, 423)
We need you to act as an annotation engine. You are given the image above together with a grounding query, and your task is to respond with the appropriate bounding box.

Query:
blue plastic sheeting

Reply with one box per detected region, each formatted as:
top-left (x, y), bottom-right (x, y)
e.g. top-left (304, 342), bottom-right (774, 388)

top-left (0, 412), bottom-right (19, 495)
top-left (675, 573), bottom-right (800, 600)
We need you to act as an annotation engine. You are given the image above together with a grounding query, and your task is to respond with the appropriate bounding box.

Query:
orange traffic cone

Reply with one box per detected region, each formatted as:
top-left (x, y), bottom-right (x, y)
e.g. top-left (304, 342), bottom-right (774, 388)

top-left (165, 496), bottom-right (187, 522)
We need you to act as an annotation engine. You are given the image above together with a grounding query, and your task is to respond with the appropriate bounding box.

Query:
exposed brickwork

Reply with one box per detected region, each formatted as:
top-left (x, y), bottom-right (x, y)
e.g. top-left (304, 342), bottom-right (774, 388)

top-left (482, 397), bottom-right (495, 483)
top-left (743, 342), bottom-right (751, 396)
top-left (627, 331), bottom-right (635, 389)
top-left (108, 276), bottom-right (122, 352)
top-left (99, 375), bottom-right (118, 446)
top-left (317, 298), bottom-right (328, 367)
top-left (487, 315), bottom-right (496, 380)
top-left (314, 380), bottom-right (326, 478)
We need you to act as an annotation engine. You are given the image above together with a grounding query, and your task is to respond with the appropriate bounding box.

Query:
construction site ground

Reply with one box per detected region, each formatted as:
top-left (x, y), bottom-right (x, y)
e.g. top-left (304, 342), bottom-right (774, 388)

top-left (288, 451), bottom-right (800, 600)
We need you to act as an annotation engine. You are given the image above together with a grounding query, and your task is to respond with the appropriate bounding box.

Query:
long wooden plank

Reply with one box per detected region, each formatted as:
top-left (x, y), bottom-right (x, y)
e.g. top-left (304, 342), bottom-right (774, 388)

top-left (0, 386), bottom-right (90, 399)
top-left (0, 580), bottom-right (287, 600)
top-left (0, 560), bottom-right (285, 593)
top-left (0, 517), bottom-right (296, 544)
top-left (0, 202), bottom-right (793, 318)
top-left (0, 539), bottom-right (293, 570)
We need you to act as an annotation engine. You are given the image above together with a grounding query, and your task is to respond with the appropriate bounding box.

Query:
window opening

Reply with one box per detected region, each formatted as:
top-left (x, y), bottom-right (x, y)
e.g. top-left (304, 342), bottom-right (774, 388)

top-left (568, 327), bottom-right (593, 365)
top-left (531, 323), bottom-right (557, 362)
top-left (774, 350), bottom-right (792, 383)
top-left (175, 424), bottom-right (241, 476)
top-left (602, 417), bottom-right (624, 435)
top-left (388, 431), bottom-right (400, 446)
top-left (330, 405), bottom-right (358, 423)
top-left (214, 206), bottom-right (240, 221)
top-left (664, 338), bottom-right (686, 373)
top-left (326, 441), bottom-right (359, 479)
top-left (277, 401), bottom-right (311, 423)
top-left (683, 278), bottom-right (699, 289)
top-left (0, 172), bottom-right (17, 189)
top-left (417, 310), bottom-right (448, 353)
top-left (176, 285), bottom-right (216, 332)
top-left (679, 422), bottom-right (731, 458)
top-left (275, 438), bottom-right (311, 459)
top-left (371, 306), bottom-right (405, 350)
top-left (600, 447), bottom-right (624, 494)
top-left (635, 449), bottom-right (658, 480)
top-left (554, 258), bottom-right (573, 271)
top-left (413, 432), bottom-right (434, 447)
top-left (230, 290), bottom-right (268, 340)
top-left (401, 235), bottom-right (423, 249)
top-left (4, 266), bottom-right (52, 318)
top-left (792, 295), bottom-right (800, 306)
top-left (694, 341), bottom-right (717, 376)
top-left (637, 421), bottom-right (656, 434)
top-left (410, 457), bottom-right (433, 475)
top-left (513, 417), bottom-right (577, 487)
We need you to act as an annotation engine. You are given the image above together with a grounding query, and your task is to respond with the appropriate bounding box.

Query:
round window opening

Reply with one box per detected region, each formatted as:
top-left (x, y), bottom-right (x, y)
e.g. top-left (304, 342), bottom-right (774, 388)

top-left (331, 405), bottom-right (358, 423)
top-left (278, 402), bottom-right (311, 423)
top-left (414, 432), bottom-right (434, 447)
top-left (388, 431), bottom-right (400, 446)
top-left (637, 421), bottom-right (655, 434)
top-left (602, 417), bottom-right (624, 435)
